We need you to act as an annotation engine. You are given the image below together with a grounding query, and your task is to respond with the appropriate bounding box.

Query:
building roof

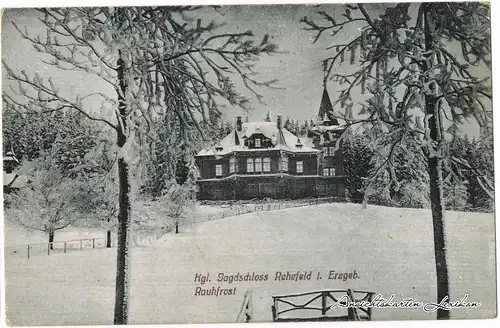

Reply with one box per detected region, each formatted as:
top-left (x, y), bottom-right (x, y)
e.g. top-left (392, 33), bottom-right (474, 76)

top-left (317, 88), bottom-right (339, 126)
top-left (3, 151), bottom-right (20, 165)
top-left (196, 121), bottom-right (320, 157)
top-left (3, 172), bottom-right (28, 189)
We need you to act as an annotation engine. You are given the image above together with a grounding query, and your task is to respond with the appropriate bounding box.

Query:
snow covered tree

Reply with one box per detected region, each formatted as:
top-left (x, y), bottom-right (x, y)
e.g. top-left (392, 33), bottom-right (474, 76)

top-left (300, 120), bottom-right (309, 135)
top-left (4, 157), bottom-right (101, 248)
top-left (3, 6), bottom-right (277, 324)
top-left (294, 120), bottom-right (300, 135)
top-left (341, 132), bottom-right (373, 203)
top-left (283, 116), bottom-right (292, 131)
top-left (302, 3), bottom-right (491, 319)
top-left (442, 177), bottom-right (468, 211)
top-left (224, 121), bottom-right (234, 136)
top-left (265, 110), bottom-right (271, 122)
top-left (448, 135), bottom-right (494, 211)
top-left (50, 113), bottom-right (103, 178)
top-left (2, 107), bottom-right (73, 162)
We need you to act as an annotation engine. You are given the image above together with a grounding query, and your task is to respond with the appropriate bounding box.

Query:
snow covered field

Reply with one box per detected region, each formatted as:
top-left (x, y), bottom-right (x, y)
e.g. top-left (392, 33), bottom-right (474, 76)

top-left (4, 203), bottom-right (496, 325)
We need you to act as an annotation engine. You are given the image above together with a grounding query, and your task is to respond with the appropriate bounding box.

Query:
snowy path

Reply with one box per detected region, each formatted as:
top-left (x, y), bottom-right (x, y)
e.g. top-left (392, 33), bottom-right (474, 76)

top-left (4, 203), bottom-right (496, 325)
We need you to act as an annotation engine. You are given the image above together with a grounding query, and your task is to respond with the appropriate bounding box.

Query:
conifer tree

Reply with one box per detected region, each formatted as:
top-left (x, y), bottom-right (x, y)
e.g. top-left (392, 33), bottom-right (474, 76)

top-left (3, 7), bottom-right (277, 324)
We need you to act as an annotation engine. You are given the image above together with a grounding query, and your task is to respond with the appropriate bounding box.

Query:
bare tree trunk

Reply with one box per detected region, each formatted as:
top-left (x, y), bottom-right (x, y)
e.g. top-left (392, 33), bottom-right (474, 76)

top-left (427, 155), bottom-right (449, 319)
top-left (114, 155), bottom-right (132, 324)
top-left (48, 229), bottom-right (54, 250)
top-left (113, 48), bottom-right (132, 325)
top-left (423, 4), bottom-right (450, 320)
top-left (107, 229), bottom-right (112, 248)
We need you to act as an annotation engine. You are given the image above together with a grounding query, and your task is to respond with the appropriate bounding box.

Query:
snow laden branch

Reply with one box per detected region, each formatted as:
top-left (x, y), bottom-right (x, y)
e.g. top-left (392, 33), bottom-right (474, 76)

top-left (4, 158), bottom-right (105, 247)
top-left (302, 2), bottom-right (491, 196)
top-left (3, 6), bottom-right (279, 324)
top-left (303, 3), bottom-right (492, 320)
top-left (3, 63), bottom-right (118, 130)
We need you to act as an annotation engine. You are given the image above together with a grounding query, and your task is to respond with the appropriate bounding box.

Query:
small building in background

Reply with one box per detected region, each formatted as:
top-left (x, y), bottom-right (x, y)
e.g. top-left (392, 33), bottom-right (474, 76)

top-left (195, 88), bottom-right (346, 200)
top-left (3, 150), bottom-right (26, 194)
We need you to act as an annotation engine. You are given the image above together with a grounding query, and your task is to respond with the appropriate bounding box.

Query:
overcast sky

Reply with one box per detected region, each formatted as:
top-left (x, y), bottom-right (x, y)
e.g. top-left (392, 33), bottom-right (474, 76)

top-left (1, 4), bottom-right (491, 135)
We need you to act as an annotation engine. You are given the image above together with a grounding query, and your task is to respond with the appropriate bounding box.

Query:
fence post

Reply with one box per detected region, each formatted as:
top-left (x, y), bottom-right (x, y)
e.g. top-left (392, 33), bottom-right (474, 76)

top-left (80, 240), bottom-right (83, 251)
top-left (321, 291), bottom-right (327, 315)
top-left (64, 242), bottom-right (67, 253)
top-left (92, 239), bottom-right (95, 249)
top-left (47, 243), bottom-right (50, 256)
top-left (27, 245), bottom-right (30, 259)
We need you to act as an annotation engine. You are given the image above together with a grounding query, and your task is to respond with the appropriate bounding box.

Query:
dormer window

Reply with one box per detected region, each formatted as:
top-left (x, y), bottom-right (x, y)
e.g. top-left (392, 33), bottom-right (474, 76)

top-left (323, 146), bottom-right (335, 156)
top-left (255, 138), bottom-right (261, 148)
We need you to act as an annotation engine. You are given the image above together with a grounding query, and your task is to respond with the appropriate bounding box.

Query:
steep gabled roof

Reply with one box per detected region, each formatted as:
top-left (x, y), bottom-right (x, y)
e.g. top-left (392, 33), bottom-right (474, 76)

top-left (196, 121), bottom-right (320, 156)
top-left (318, 88), bottom-right (339, 125)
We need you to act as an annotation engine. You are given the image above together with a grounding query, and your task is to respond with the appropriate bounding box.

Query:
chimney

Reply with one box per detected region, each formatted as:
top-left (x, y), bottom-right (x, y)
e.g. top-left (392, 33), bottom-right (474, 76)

top-left (277, 114), bottom-right (283, 130)
top-left (236, 116), bottom-right (242, 132)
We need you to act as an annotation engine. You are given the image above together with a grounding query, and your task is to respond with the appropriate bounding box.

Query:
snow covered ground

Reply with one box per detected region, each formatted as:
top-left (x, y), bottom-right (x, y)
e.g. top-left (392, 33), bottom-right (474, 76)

top-left (3, 203), bottom-right (496, 325)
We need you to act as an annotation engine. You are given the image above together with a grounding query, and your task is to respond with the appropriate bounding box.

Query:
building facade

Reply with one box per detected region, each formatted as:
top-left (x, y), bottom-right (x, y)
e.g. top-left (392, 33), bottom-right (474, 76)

top-left (195, 88), bottom-right (346, 200)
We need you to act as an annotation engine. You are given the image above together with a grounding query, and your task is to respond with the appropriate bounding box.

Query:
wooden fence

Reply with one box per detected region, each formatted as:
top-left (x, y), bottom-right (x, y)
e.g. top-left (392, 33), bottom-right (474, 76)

top-left (7, 196), bottom-right (347, 259)
top-left (5, 237), bottom-right (110, 259)
top-left (271, 289), bottom-right (375, 322)
top-left (195, 196), bottom-right (347, 225)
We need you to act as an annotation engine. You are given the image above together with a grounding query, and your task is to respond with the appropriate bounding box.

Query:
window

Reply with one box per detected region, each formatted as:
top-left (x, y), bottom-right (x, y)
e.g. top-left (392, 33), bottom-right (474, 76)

top-left (229, 157), bottom-right (236, 173)
top-left (255, 158), bottom-right (262, 172)
top-left (255, 138), bottom-right (261, 148)
top-left (280, 155), bottom-right (289, 171)
top-left (296, 161), bottom-right (303, 173)
top-left (322, 168), bottom-right (336, 176)
top-left (246, 158), bottom-right (254, 172)
top-left (322, 146), bottom-right (329, 155)
top-left (263, 158), bottom-right (271, 172)
top-left (215, 164), bottom-right (222, 177)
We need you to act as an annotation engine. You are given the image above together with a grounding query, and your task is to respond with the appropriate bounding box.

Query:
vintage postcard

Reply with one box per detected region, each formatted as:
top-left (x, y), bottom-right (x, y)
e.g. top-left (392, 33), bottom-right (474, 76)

top-left (1, 1), bottom-right (497, 326)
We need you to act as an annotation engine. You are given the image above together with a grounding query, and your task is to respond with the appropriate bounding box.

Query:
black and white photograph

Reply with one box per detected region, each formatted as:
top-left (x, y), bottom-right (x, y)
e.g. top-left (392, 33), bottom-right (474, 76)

top-left (1, 1), bottom-right (497, 326)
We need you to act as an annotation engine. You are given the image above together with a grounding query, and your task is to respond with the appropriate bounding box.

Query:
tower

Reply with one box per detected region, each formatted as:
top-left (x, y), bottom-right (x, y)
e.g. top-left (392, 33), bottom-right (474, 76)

top-left (312, 87), bottom-right (344, 148)
top-left (317, 87), bottom-right (339, 127)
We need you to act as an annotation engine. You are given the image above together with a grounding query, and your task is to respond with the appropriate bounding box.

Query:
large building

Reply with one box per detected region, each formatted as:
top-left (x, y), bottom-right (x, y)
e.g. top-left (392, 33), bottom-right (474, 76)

top-left (195, 88), bottom-right (346, 200)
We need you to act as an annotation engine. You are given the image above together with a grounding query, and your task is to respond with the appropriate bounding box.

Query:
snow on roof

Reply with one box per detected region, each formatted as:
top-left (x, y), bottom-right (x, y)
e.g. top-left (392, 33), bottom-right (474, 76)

top-left (311, 125), bottom-right (345, 133)
top-left (3, 172), bottom-right (28, 188)
top-left (197, 121), bottom-right (320, 156)
top-left (3, 151), bottom-right (20, 164)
